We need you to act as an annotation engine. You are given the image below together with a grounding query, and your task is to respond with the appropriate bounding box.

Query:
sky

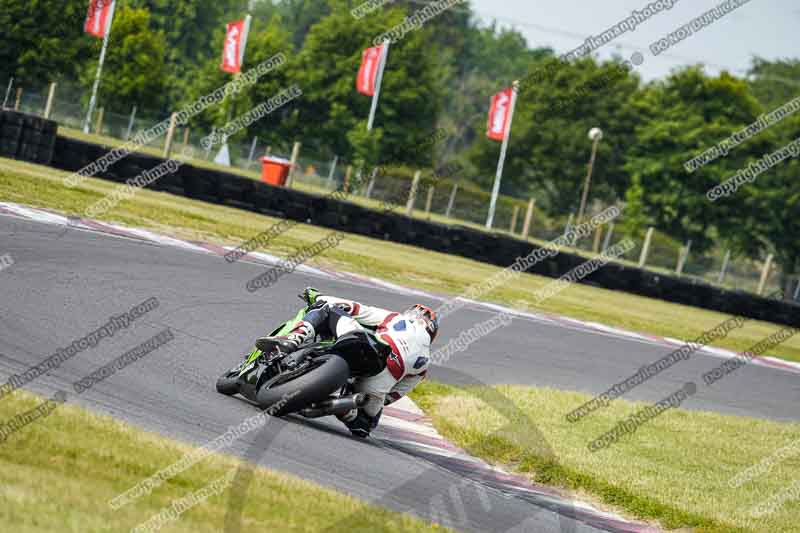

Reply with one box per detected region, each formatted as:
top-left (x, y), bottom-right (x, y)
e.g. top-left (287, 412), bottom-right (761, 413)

top-left (467, 0), bottom-right (800, 82)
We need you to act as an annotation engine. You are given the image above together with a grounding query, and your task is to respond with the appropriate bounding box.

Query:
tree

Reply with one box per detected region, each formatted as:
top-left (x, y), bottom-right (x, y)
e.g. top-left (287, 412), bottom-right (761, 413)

top-left (268, 0), bottom-right (332, 49)
top-left (84, 6), bottom-right (169, 114)
top-left (127, 1), bottom-right (241, 68)
top-left (621, 173), bottom-right (650, 239)
top-left (437, 24), bottom-right (552, 171)
top-left (624, 67), bottom-right (771, 252)
top-left (738, 58), bottom-right (800, 286)
top-left (287, 0), bottom-right (441, 165)
top-left (748, 57), bottom-right (800, 109)
top-left (743, 154), bottom-right (800, 290)
top-left (126, 0), bottom-right (245, 105)
top-left (236, 14), bottom-right (298, 150)
top-left (175, 11), bottom-right (297, 157)
top-left (0, 0), bottom-right (96, 85)
top-left (469, 56), bottom-right (642, 213)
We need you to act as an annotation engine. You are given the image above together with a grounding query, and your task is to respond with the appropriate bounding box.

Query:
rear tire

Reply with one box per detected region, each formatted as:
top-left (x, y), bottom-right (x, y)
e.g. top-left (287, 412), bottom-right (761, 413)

top-left (256, 354), bottom-right (349, 415)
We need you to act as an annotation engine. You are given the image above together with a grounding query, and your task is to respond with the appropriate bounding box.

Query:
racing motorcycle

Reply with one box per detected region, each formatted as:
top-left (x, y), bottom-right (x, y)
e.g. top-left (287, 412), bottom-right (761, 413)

top-left (216, 306), bottom-right (388, 419)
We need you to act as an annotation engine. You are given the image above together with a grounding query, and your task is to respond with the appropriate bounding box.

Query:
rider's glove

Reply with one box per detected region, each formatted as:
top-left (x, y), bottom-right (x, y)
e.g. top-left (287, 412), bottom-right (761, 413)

top-left (298, 287), bottom-right (320, 306)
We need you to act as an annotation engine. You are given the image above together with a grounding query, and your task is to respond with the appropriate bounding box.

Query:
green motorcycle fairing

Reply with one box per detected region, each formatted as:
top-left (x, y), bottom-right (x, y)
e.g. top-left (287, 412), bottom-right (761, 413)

top-left (239, 306), bottom-right (334, 375)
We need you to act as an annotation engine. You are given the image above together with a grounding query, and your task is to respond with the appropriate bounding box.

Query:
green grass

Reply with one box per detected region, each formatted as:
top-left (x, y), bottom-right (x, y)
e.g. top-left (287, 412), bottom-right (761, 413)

top-left (1, 156), bottom-right (799, 363)
top-left (0, 389), bottom-right (446, 532)
top-left (411, 382), bottom-right (800, 533)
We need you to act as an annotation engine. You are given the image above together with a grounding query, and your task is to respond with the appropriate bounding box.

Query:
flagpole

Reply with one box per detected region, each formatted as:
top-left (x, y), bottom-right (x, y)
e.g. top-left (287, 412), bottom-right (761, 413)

top-left (485, 80), bottom-right (519, 230)
top-left (218, 15), bottom-right (252, 162)
top-left (367, 42), bottom-right (390, 132)
top-left (240, 15), bottom-right (252, 66)
top-left (83, 0), bottom-right (116, 133)
top-left (226, 15), bottom-right (252, 122)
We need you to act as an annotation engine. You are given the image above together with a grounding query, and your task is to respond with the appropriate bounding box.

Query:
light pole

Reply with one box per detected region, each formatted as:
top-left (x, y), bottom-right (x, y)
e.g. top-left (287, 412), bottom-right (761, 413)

top-left (576, 127), bottom-right (603, 227)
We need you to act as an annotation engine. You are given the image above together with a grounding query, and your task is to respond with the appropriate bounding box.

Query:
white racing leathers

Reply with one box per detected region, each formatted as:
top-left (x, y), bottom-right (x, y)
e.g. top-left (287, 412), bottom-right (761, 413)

top-left (318, 295), bottom-right (431, 417)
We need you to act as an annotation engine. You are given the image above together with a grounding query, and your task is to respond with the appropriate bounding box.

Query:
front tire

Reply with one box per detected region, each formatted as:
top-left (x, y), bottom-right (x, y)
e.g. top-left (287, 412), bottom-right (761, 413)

top-left (256, 354), bottom-right (349, 415)
top-left (216, 373), bottom-right (240, 395)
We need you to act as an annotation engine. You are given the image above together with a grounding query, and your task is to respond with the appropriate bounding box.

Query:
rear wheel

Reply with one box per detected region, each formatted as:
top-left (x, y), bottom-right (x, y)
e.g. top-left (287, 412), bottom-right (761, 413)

top-left (256, 354), bottom-right (349, 415)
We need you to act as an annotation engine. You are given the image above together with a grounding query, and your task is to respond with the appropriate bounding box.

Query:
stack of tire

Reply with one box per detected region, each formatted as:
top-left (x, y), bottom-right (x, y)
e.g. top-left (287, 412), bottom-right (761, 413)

top-left (0, 110), bottom-right (57, 165)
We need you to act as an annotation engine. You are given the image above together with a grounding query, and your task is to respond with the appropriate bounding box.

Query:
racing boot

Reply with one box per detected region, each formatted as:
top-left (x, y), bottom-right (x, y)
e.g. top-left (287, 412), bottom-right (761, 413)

top-left (338, 408), bottom-right (382, 439)
top-left (255, 321), bottom-right (315, 355)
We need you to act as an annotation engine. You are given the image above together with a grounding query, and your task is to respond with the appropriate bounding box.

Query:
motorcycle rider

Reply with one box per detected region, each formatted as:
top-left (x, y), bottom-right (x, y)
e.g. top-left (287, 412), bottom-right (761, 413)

top-left (255, 287), bottom-right (438, 438)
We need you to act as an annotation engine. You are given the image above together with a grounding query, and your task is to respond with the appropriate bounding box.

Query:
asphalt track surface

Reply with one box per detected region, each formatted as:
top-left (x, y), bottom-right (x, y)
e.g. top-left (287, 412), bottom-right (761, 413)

top-left (1, 215), bottom-right (798, 532)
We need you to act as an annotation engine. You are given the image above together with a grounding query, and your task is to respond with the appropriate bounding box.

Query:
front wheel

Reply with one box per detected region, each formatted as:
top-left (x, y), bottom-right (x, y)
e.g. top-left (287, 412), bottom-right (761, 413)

top-left (216, 372), bottom-right (240, 395)
top-left (256, 354), bottom-right (349, 415)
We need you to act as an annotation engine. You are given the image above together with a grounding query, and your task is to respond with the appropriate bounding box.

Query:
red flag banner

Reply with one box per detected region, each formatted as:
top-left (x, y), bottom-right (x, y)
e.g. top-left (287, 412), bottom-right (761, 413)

top-left (221, 20), bottom-right (247, 73)
top-left (486, 87), bottom-right (514, 141)
top-left (356, 45), bottom-right (385, 97)
top-left (84, 0), bottom-right (115, 39)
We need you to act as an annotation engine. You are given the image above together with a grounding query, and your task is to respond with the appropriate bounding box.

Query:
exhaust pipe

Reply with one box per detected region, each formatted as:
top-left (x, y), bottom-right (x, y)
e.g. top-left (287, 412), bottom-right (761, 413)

top-left (301, 393), bottom-right (366, 418)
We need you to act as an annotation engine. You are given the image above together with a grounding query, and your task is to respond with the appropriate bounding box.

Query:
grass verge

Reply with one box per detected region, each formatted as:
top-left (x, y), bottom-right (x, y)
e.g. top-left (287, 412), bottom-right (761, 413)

top-left (0, 389), bottom-right (445, 532)
top-left (411, 382), bottom-right (800, 533)
top-left (1, 156), bottom-right (799, 363)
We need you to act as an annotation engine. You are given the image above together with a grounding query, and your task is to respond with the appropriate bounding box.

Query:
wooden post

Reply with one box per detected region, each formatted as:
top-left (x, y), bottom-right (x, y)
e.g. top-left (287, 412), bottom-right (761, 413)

top-left (676, 246), bottom-right (685, 275)
top-left (592, 225), bottom-right (603, 253)
top-left (521, 198), bottom-right (536, 240)
top-left (365, 170), bottom-right (377, 199)
top-left (445, 184), bottom-right (458, 218)
top-left (509, 205), bottom-right (520, 234)
top-left (676, 239), bottom-right (692, 276)
top-left (286, 141), bottom-right (301, 188)
top-left (602, 222), bottom-right (614, 252)
top-left (425, 185), bottom-right (435, 219)
top-left (124, 105), bottom-right (137, 141)
top-left (406, 171), bottom-right (421, 216)
top-left (2, 77), bottom-right (13, 109)
top-left (94, 106), bottom-right (105, 135)
top-left (638, 227), bottom-right (654, 268)
top-left (206, 128), bottom-right (216, 160)
top-left (327, 156), bottom-right (339, 189)
top-left (343, 165), bottom-right (353, 193)
top-left (757, 254), bottom-right (774, 295)
top-left (564, 213), bottom-right (574, 244)
top-left (246, 136), bottom-right (258, 169)
top-left (717, 249), bottom-right (731, 284)
top-left (354, 166), bottom-right (365, 195)
top-left (43, 82), bottom-right (57, 119)
top-left (353, 167), bottom-right (366, 194)
top-left (14, 87), bottom-right (22, 111)
top-left (162, 113), bottom-right (178, 159)
top-left (181, 128), bottom-right (191, 155)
